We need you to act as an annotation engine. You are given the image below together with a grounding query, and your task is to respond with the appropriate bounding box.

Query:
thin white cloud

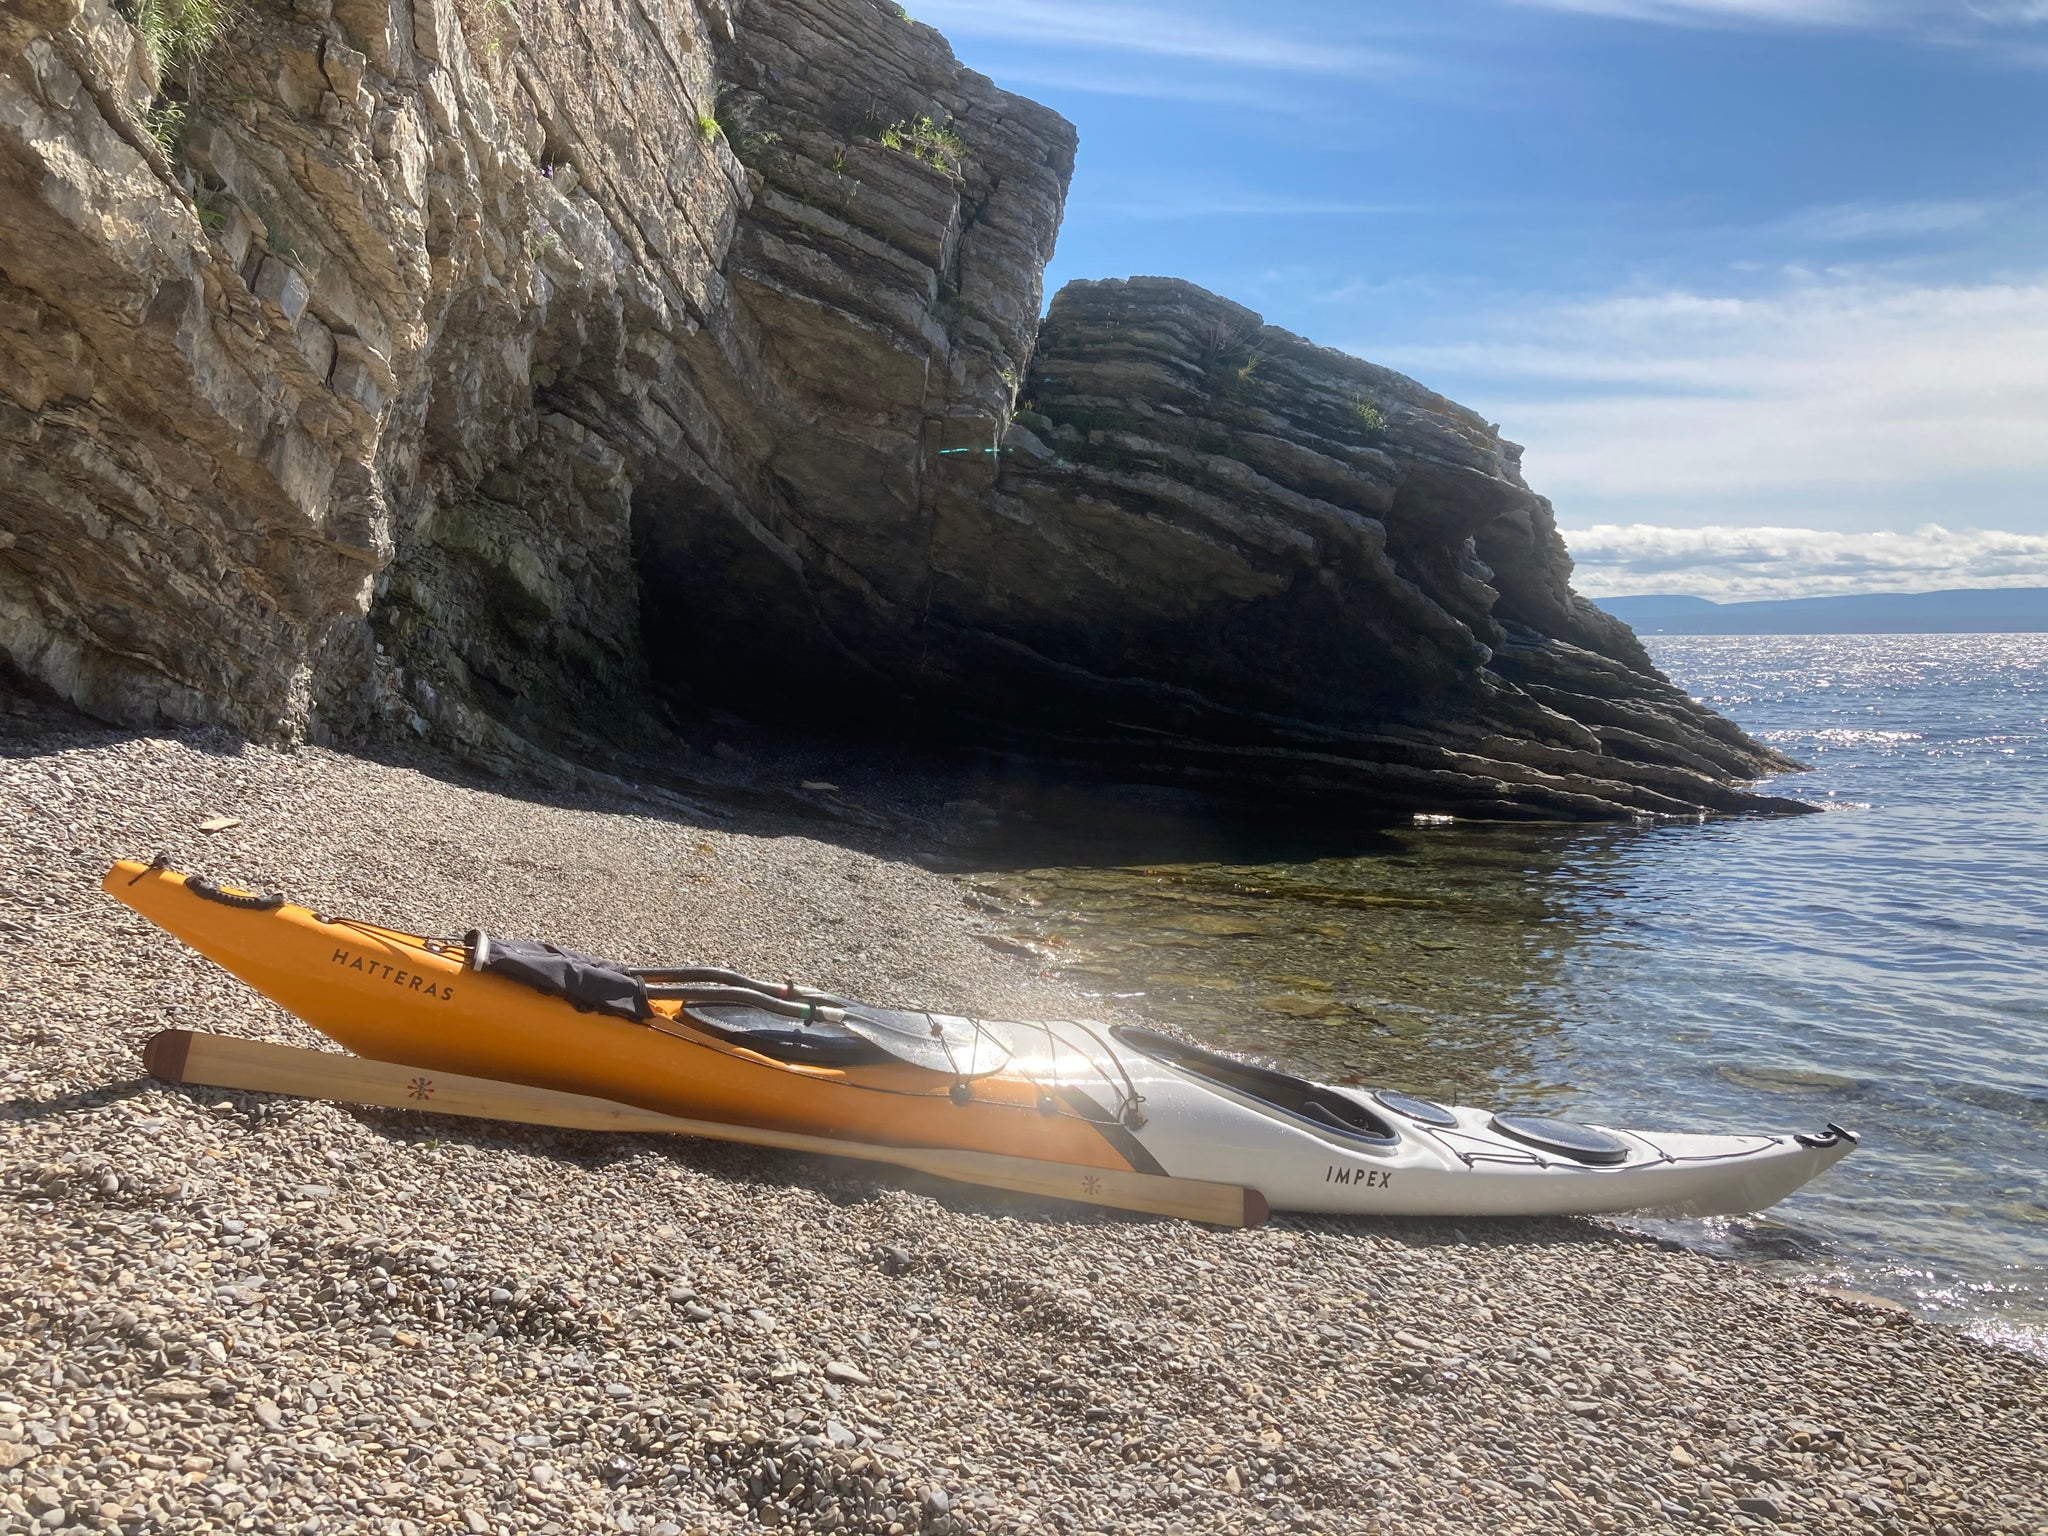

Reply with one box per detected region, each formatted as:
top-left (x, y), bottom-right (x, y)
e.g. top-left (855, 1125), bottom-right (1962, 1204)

top-left (1099, 194), bottom-right (1441, 219)
top-left (1508, 0), bottom-right (2048, 47)
top-left (986, 66), bottom-right (1310, 107)
top-left (908, 0), bottom-right (1415, 77)
top-left (1511, 0), bottom-right (1904, 23)
top-left (1562, 523), bottom-right (2048, 600)
top-left (1376, 274), bottom-right (2048, 522)
top-left (1772, 197), bottom-right (2006, 242)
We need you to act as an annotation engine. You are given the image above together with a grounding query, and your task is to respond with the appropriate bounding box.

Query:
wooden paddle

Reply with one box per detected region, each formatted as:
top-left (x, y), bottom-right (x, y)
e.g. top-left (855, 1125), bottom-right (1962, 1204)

top-left (144, 1030), bottom-right (1268, 1228)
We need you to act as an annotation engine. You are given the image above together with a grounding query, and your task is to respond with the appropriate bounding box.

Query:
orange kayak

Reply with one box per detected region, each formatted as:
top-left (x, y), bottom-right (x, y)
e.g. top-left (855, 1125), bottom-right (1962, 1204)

top-left (104, 859), bottom-right (1148, 1172)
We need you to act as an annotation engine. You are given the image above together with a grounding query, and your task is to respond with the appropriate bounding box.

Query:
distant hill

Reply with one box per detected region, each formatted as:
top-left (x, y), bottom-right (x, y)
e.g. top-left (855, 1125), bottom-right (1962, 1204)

top-left (1595, 588), bottom-right (2048, 635)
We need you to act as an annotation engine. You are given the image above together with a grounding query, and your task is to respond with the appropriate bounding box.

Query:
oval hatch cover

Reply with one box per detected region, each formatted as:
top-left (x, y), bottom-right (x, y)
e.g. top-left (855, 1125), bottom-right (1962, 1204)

top-left (1488, 1113), bottom-right (1632, 1166)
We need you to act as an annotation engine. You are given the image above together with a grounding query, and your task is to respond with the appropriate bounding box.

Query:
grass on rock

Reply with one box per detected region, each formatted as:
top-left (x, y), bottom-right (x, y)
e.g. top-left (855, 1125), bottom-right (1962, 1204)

top-left (878, 114), bottom-right (963, 173)
top-left (127, 0), bottom-right (233, 78)
top-left (121, 0), bottom-right (236, 159)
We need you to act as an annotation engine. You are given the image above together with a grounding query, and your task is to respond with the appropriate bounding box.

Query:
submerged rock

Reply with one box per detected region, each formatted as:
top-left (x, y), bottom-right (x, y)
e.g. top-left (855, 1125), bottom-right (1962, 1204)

top-left (0, 0), bottom-right (1805, 819)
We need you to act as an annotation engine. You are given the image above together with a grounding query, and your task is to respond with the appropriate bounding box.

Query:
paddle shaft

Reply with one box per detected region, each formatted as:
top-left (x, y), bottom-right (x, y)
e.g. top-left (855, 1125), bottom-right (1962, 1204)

top-left (143, 1030), bottom-right (1266, 1228)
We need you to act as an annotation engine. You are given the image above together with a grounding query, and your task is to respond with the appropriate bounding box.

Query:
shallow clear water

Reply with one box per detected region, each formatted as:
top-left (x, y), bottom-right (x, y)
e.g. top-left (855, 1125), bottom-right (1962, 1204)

top-left (968, 635), bottom-right (2048, 1354)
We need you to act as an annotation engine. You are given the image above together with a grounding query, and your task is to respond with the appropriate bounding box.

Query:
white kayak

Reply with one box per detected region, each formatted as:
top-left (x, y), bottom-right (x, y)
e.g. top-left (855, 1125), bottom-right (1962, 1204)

top-left (1004, 1022), bottom-right (1858, 1219)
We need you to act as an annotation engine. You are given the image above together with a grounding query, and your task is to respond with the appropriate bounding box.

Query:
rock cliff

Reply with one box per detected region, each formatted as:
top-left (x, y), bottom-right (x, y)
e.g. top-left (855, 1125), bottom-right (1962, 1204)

top-left (0, 0), bottom-right (1807, 818)
top-left (968, 278), bottom-right (1808, 818)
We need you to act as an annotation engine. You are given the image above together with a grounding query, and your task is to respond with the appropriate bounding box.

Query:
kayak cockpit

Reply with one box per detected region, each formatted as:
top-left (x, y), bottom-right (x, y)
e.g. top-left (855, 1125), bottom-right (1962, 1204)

top-left (468, 932), bottom-right (1016, 1076)
top-left (1111, 1025), bottom-right (1402, 1147)
top-left (679, 1003), bottom-right (893, 1067)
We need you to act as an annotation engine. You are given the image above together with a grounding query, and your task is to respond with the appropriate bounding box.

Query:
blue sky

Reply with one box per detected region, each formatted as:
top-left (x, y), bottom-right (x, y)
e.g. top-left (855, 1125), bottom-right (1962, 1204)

top-left (914, 0), bottom-right (2048, 599)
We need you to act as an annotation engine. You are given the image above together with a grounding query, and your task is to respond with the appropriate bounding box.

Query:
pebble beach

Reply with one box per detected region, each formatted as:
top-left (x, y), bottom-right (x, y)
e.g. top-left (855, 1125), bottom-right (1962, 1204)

top-left (3, 714), bottom-right (2044, 1535)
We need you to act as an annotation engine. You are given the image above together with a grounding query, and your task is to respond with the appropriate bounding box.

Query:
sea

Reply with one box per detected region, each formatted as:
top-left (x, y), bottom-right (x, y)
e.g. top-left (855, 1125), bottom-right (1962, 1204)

top-left (965, 634), bottom-right (2048, 1355)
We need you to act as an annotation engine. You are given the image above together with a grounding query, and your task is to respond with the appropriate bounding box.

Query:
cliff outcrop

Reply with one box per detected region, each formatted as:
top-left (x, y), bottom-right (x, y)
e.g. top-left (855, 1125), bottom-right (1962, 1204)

top-left (973, 279), bottom-right (1806, 818)
top-left (0, 0), bottom-right (1806, 818)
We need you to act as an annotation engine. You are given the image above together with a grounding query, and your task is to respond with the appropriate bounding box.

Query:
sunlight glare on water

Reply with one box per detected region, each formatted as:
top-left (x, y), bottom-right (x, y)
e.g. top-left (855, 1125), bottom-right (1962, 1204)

top-left (969, 635), bottom-right (2048, 1353)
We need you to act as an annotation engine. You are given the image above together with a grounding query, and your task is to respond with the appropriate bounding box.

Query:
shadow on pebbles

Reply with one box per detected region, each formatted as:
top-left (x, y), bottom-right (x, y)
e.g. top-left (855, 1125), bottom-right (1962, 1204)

top-left (2, 719), bottom-right (2044, 1535)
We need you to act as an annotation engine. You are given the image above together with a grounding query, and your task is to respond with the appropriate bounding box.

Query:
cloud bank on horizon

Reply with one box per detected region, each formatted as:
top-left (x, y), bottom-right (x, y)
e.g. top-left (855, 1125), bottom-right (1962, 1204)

top-left (915, 0), bottom-right (2047, 602)
top-left (1379, 273), bottom-right (2048, 568)
top-left (1560, 524), bottom-right (2048, 601)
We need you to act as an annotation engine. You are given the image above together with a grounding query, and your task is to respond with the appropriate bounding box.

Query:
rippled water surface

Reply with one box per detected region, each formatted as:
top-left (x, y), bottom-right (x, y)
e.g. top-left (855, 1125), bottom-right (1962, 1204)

top-left (967, 635), bottom-right (2048, 1351)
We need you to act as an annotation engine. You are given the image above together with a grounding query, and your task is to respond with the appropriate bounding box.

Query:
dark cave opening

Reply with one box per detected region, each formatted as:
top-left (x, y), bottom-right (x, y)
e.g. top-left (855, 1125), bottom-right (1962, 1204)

top-left (629, 478), bottom-right (914, 735)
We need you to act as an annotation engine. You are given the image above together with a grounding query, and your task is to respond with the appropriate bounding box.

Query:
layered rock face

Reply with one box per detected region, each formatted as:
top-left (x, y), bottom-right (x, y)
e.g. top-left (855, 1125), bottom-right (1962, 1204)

top-left (1, 0), bottom-right (1066, 767)
top-left (956, 279), bottom-right (1809, 818)
top-left (631, 0), bottom-right (1073, 728)
top-left (0, 0), bottom-right (1804, 817)
top-left (0, 0), bottom-right (394, 732)
top-left (2, 0), bottom-right (725, 747)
